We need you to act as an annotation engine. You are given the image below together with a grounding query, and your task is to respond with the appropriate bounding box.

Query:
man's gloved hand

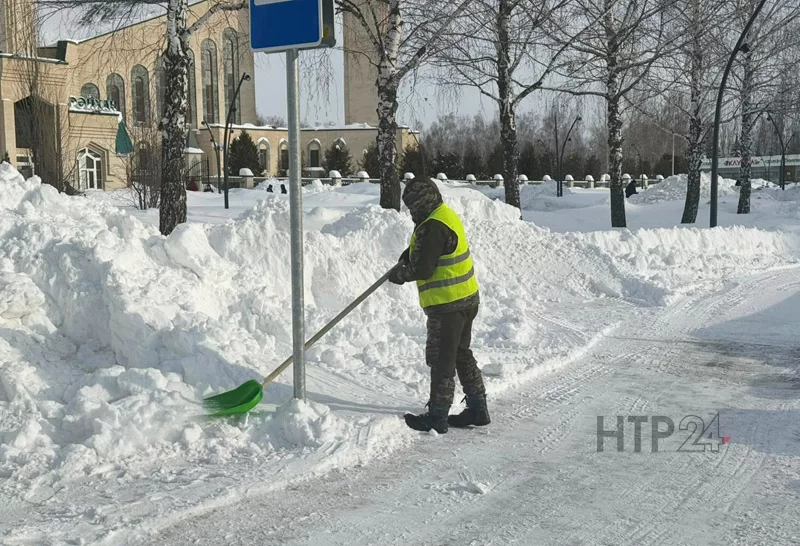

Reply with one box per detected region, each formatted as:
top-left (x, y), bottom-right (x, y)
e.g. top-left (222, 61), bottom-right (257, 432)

top-left (389, 264), bottom-right (407, 285)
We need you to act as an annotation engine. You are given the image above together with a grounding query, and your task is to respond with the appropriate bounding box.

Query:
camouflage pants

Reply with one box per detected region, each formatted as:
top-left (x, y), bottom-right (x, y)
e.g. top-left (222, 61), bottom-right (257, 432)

top-left (426, 305), bottom-right (485, 410)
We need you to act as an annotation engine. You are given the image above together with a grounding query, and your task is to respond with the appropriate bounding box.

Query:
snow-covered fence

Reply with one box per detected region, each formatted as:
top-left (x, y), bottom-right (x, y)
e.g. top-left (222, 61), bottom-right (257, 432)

top-left (270, 176), bottom-right (381, 187)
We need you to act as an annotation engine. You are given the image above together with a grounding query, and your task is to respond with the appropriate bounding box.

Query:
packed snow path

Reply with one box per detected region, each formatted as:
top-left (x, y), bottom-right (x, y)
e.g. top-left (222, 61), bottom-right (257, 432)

top-left (149, 268), bottom-right (800, 546)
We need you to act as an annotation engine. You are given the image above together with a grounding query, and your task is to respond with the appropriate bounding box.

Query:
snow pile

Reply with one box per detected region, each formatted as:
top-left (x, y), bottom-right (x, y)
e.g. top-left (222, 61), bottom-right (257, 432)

top-left (479, 181), bottom-right (600, 212)
top-left (752, 184), bottom-right (800, 202)
top-left (269, 399), bottom-right (352, 448)
top-left (0, 172), bottom-right (412, 499)
top-left (629, 173), bottom-right (739, 204)
top-left (751, 178), bottom-right (777, 188)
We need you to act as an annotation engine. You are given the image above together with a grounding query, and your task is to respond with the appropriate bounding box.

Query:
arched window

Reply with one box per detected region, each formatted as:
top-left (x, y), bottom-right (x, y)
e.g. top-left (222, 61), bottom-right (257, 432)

top-left (106, 73), bottom-right (125, 120)
top-left (81, 83), bottom-right (100, 100)
top-left (131, 65), bottom-right (150, 124)
top-left (201, 39), bottom-right (219, 124)
top-left (77, 147), bottom-right (104, 190)
top-left (279, 140), bottom-right (289, 175)
top-left (307, 139), bottom-right (321, 169)
top-left (156, 56), bottom-right (167, 121)
top-left (257, 138), bottom-right (270, 175)
top-left (187, 49), bottom-right (197, 127)
top-left (222, 29), bottom-right (240, 125)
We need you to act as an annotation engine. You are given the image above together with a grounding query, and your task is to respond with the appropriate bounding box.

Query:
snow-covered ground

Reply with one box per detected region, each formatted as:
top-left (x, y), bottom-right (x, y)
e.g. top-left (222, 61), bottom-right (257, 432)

top-left (2, 167), bottom-right (800, 545)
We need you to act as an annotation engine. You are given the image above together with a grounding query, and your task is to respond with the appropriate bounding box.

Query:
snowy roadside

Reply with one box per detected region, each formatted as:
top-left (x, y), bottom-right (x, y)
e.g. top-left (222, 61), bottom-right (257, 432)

top-left (2, 169), bottom-right (800, 544)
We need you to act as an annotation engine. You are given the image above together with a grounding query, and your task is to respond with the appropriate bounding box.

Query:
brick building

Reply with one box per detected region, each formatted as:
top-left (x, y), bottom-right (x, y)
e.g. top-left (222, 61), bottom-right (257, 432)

top-left (0, 0), bottom-right (417, 190)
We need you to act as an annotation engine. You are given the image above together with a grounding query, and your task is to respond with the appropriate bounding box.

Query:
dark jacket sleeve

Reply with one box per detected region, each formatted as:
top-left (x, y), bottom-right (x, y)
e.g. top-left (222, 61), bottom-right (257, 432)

top-left (395, 220), bottom-right (455, 282)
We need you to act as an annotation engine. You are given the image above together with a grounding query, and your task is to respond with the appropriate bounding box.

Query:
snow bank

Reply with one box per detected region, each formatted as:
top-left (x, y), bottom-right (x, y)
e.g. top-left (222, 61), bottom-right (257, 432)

top-left (629, 173), bottom-right (739, 204)
top-left (2, 166), bottom-right (800, 540)
top-left (0, 172), bottom-right (413, 501)
top-left (479, 181), bottom-right (609, 213)
top-left (572, 226), bottom-right (800, 304)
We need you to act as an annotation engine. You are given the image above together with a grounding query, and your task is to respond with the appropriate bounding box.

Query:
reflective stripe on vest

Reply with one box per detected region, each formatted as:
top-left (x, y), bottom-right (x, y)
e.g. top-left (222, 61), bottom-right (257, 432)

top-left (409, 204), bottom-right (479, 308)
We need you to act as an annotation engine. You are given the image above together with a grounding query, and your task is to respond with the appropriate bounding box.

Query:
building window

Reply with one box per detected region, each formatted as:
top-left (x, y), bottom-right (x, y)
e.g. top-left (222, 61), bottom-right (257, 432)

top-left (258, 139), bottom-right (270, 175)
top-left (77, 147), bottom-right (104, 190)
top-left (201, 39), bottom-right (219, 124)
top-left (187, 49), bottom-right (197, 127)
top-left (106, 73), bottom-right (126, 120)
top-left (131, 65), bottom-right (150, 124)
top-left (308, 139), bottom-right (321, 168)
top-left (14, 97), bottom-right (33, 149)
top-left (279, 141), bottom-right (289, 175)
top-left (81, 83), bottom-right (100, 100)
top-left (223, 29), bottom-right (240, 125)
top-left (132, 143), bottom-right (156, 187)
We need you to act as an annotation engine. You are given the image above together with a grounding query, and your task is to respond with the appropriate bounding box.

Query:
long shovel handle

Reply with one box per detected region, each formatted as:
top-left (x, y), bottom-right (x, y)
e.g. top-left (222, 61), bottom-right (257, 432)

top-left (261, 267), bottom-right (396, 388)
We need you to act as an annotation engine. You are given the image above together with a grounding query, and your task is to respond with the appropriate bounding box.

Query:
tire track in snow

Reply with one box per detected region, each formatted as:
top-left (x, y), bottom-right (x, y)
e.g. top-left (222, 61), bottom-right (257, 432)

top-left (579, 270), bottom-right (798, 546)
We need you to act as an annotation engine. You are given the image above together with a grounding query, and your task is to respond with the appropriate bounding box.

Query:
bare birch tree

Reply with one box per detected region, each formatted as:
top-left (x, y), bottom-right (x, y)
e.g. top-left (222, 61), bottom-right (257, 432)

top-left (653, 0), bottom-right (729, 223)
top-left (336, 0), bottom-right (474, 210)
top-left (551, 0), bottom-right (677, 227)
top-left (433, 0), bottom-right (579, 208)
top-left (726, 0), bottom-right (800, 214)
top-left (40, 0), bottom-right (246, 235)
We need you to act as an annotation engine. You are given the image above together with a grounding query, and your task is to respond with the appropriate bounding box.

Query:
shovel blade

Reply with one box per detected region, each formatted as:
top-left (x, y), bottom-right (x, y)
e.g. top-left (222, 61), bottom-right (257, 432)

top-left (204, 379), bottom-right (263, 416)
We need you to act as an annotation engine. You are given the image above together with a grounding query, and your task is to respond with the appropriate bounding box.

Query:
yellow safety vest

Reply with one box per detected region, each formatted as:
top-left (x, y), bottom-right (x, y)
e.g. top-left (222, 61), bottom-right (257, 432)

top-left (410, 203), bottom-right (479, 308)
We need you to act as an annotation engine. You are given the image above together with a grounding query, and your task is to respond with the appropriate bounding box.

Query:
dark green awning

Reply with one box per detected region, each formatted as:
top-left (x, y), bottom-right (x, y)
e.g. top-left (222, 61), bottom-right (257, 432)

top-left (115, 121), bottom-right (134, 156)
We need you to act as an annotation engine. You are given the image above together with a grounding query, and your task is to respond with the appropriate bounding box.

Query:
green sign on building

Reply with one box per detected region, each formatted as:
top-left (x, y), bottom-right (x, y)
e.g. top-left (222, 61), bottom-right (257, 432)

top-left (68, 96), bottom-right (119, 114)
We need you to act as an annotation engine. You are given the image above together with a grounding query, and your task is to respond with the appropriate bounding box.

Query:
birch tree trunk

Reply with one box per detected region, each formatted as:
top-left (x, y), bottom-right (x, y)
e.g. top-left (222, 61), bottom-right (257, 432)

top-left (159, 0), bottom-right (190, 236)
top-left (377, 0), bottom-right (402, 210)
top-left (682, 112), bottom-right (704, 223)
top-left (607, 90), bottom-right (626, 228)
top-left (737, 50), bottom-right (755, 215)
top-left (377, 80), bottom-right (401, 210)
top-left (681, 0), bottom-right (704, 224)
top-left (496, 0), bottom-right (519, 208)
top-left (604, 2), bottom-right (625, 228)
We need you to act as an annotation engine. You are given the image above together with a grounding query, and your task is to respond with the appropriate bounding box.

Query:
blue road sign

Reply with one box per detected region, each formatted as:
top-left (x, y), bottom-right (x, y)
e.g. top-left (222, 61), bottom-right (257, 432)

top-left (250, 0), bottom-right (335, 53)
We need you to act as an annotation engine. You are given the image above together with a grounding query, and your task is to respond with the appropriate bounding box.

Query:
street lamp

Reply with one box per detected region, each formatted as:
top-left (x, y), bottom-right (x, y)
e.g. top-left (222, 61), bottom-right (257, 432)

top-left (558, 116), bottom-right (582, 197)
top-left (766, 112), bottom-right (795, 190)
top-left (710, 0), bottom-right (767, 227)
top-left (201, 120), bottom-right (222, 193)
top-left (222, 73), bottom-right (252, 209)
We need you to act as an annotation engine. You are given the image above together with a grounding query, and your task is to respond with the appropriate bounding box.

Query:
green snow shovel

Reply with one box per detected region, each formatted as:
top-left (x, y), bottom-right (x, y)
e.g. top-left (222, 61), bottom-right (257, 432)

top-left (204, 267), bottom-right (395, 416)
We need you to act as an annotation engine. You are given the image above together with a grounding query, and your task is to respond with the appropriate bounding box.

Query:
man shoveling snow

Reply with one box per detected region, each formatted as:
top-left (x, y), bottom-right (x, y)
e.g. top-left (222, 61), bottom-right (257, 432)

top-left (389, 178), bottom-right (491, 433)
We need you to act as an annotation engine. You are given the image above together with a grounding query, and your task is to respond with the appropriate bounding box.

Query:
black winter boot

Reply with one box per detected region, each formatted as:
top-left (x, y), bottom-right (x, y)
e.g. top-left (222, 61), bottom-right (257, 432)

top-left (404, 404), bottom-right (449, 434)
top-left (447, 395), bottom-right (491, 428)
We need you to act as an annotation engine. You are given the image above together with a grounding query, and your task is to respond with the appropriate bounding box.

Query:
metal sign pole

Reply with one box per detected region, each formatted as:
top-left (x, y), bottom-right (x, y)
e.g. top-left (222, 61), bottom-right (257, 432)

top-left (286, 48), bottom-right (306, 400)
